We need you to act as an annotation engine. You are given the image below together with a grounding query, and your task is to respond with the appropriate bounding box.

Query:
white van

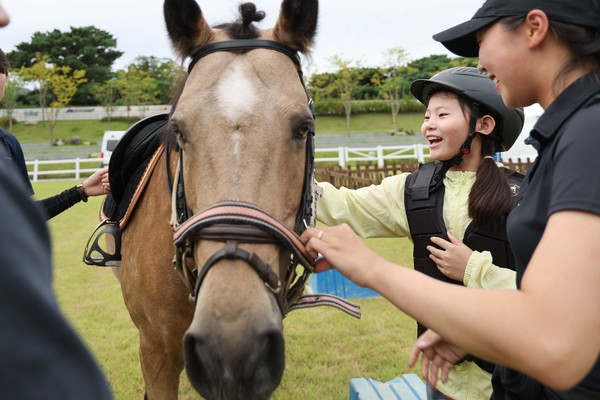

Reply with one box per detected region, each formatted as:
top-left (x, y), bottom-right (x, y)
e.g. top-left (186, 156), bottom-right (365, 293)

top-left (100, 130), bottom-right (126, 167)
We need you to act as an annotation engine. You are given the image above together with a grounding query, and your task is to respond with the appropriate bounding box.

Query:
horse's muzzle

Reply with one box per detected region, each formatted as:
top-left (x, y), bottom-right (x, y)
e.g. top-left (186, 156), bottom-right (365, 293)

top-left (183, 325), bottom-right (285, 400)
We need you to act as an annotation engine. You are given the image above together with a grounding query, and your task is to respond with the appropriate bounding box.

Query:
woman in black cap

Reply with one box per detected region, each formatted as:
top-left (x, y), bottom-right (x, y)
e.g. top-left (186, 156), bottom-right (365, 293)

top-left (303, 1), bottom-right (600, 398)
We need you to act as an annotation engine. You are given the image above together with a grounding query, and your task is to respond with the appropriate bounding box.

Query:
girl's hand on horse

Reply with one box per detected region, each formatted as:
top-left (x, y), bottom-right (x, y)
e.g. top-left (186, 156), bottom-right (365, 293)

top-left (300, 224), bottom-right (381, 287)
top-left (427, 232), bottom-right (473, 281)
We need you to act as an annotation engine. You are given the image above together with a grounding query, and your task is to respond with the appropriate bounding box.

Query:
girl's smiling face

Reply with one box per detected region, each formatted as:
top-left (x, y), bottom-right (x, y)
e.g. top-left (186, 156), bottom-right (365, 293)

top-left (422, 91), bottom-right (470, 162)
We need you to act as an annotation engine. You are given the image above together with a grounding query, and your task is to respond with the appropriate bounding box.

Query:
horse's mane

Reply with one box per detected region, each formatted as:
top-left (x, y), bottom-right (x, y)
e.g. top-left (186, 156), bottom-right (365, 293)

top-left (214, 3), bottom-right (265, 40)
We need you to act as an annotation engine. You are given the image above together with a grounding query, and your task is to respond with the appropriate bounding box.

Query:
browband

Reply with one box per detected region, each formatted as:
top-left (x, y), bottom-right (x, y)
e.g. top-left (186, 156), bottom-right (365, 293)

top-left (188, 39), bottom-right (301, 73)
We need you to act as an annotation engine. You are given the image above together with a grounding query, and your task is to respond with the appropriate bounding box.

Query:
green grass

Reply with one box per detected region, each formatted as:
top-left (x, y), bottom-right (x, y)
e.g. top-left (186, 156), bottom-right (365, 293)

top-left (11, 112), bottom-right (424, 144)
top-left (11, 119), bottom-right (137, 144)
top-left (36, 180), bottom-right (420, 400)
top-left (314, 112), bottom-right (423, 134)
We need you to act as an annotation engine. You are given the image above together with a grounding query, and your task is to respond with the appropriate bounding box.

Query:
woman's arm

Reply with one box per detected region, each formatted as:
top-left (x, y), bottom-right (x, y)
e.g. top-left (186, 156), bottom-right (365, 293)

top-left (38, 168), bottom-right (109, 220)
top-left (302, 210), bottom-right (600, 390)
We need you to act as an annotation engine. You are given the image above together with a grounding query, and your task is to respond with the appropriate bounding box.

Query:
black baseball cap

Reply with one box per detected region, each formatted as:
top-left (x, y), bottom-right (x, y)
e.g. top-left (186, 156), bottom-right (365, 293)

top-left (433, 0), bottom-right (600, 57)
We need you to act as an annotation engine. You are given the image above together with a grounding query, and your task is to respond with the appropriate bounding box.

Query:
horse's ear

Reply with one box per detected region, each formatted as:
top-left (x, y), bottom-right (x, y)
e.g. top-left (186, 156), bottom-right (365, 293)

top-left (272, 0), bottom-right (318, 53)
top-left (164, 0), bottom-right (213, 58)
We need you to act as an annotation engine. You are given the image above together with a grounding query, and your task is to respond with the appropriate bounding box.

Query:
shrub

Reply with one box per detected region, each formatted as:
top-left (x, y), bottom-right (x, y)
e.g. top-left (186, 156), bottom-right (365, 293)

top-left (0, 116), bottom-right (17, 129)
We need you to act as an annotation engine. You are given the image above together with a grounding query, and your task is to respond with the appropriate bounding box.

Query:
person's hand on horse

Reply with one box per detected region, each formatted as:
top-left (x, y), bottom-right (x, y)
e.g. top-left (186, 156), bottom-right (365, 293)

top-left (82, 167), bottom-right (110, 197)
top-left (301, 224), bottom-right (382, 287)
top-left (427, 231), bottom-right (473, 282)
top-left (409, 328), bottom-right (467, 386)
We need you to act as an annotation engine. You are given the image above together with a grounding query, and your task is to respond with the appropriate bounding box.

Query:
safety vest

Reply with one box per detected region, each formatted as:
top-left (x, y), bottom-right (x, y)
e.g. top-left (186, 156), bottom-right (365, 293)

top-left (404, 161), bottom-right (523, 372)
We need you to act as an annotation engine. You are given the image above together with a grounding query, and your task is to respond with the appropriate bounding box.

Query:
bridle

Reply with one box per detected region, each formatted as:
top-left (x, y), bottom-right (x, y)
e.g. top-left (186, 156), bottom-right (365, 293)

top-left (169, 39), bottom-right (317, 316)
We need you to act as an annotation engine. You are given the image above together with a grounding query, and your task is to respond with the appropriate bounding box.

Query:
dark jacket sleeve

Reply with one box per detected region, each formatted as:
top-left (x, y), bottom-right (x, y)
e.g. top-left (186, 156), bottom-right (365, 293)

top-left (38, 186), bottom-right (82, 220)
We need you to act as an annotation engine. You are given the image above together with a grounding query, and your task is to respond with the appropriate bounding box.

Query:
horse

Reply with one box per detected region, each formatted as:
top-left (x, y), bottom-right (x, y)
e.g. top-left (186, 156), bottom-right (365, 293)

top-left (113, 1), bottom-right (320, 399)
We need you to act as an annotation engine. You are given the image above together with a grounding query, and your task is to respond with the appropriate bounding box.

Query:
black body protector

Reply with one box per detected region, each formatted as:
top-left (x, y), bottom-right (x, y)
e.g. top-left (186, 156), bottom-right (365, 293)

top-left (404, 161), bottom-right (523, 372)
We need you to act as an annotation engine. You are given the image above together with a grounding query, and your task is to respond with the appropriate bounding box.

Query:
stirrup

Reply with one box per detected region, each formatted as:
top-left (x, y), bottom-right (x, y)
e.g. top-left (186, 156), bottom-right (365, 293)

top-left (83, 219), bottom-right (122, 267)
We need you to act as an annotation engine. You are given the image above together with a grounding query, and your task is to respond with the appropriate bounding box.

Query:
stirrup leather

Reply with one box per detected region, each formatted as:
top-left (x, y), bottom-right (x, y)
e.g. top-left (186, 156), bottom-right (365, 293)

top-left (83, 219), bottom-right (122, 267)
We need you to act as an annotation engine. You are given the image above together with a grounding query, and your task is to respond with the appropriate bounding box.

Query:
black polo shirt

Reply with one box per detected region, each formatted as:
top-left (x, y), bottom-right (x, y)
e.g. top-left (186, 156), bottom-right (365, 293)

top-left (493, 72), bottom-right (600, 399)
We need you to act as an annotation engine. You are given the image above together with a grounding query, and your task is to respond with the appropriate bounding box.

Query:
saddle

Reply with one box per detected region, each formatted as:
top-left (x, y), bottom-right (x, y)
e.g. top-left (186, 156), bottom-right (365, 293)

top-left (104, 113), bottom-right (168, 222)
top-left (83, 113), bottom-right (168, 267)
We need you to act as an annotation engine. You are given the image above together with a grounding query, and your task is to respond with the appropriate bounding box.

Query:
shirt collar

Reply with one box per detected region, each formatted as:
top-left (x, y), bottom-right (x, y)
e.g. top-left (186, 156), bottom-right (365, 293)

top-left (527, 72), bottom-right (600, 153)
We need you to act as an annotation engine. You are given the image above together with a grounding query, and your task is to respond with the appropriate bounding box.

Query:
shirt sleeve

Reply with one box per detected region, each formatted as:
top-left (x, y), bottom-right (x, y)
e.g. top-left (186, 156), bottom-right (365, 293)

top-left (38, 186), bottom-right (82, 220)
top-left (550, 106), bottom-right (600, 216)
top-left (317, 173), bottom-right (411, 238)
top-left (464, 250), bottom-right (517, 290)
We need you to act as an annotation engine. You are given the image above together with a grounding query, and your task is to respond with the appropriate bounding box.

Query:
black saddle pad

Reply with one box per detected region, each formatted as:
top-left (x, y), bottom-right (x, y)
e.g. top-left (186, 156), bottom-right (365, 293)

top-left (103, 113), bottom-right (169, 221)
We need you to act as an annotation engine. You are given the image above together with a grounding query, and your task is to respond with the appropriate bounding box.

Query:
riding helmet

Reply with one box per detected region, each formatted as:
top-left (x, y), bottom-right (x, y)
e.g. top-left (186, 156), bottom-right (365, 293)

top-left (410, 67), bottom-right (525, 152)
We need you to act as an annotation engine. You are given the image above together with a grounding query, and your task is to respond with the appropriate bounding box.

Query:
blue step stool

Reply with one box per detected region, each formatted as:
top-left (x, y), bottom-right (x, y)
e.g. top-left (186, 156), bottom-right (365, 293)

top-left (308, 269), bottom-right (379, 299)
top-left (349, 374), bottom-right (426, 400)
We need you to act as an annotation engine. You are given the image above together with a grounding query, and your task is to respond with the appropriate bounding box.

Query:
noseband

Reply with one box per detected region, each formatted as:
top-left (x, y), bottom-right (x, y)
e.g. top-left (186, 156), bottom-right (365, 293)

top-left (170, 40), bottom-right (317, 316)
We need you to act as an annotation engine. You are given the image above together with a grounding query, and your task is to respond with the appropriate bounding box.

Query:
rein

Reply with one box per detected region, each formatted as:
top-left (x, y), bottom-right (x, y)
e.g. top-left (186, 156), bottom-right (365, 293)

top-left (169, 39), bottom-right (359, 318)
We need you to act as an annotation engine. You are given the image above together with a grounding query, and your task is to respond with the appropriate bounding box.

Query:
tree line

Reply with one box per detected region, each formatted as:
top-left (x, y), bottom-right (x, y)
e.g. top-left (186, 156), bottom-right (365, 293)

top-left (2, 26), bottom-right (478, 134)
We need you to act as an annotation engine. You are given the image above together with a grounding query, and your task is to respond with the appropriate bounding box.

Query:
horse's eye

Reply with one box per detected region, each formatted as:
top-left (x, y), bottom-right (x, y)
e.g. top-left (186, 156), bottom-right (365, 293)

top-left (172, 125), bottom-right (187, 149)
top-left (295, 122), bottom-right (314, 139)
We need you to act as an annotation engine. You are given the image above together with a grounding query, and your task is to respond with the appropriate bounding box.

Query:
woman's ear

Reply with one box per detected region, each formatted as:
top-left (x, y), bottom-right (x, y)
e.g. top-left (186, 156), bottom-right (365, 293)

top-left (524, 9), bottom-right (550, 49)
top-left (477, 115), bottom-right (496, 136)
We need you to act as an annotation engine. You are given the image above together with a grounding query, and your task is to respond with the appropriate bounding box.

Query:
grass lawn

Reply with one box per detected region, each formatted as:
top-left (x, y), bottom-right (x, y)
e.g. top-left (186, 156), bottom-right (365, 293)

top-left (10, 112), bottom-right (424, 145)
top-left (36, 180), bottom-right (420, 400)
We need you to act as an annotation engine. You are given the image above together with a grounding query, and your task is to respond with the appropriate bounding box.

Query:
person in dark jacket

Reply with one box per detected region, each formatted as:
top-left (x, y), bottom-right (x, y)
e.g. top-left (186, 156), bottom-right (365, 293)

top-left (0, 4), bottom-right (113, 398)
top-left (0, 47), bottom-right (109, 219)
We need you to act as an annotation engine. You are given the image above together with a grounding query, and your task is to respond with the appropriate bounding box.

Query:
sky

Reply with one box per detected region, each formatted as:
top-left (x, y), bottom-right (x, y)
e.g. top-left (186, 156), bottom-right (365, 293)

top-left (0, 0), bottom-right (484, 73)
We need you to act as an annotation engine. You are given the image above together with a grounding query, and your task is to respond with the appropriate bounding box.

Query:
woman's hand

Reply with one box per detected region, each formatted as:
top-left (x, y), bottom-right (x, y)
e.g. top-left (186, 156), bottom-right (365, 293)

top-left (427, 231), bottom-right (473, 281)
top-left (300, 224), bottom-right (382, 287)
top-left (409, 329), bottom-right (467, 385)
top-left (82, 167), bottom-right (110, 197)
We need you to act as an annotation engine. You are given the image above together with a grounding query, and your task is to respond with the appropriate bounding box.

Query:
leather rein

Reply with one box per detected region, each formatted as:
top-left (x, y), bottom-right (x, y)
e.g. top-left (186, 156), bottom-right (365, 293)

top-left (169, 40), bottom-right (318, 316)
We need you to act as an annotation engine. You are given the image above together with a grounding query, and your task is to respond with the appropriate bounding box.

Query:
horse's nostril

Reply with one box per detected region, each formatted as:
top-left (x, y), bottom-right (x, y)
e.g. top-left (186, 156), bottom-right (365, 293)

top-left (246, 330), bottom-right (285, 397)
top-left (183, 335), bottom-right (215, 398)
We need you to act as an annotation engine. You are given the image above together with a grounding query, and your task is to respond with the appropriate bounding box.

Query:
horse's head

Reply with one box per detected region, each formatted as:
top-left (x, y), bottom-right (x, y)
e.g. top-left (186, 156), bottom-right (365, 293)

top-left (163, 1), bottom-right (318, 398)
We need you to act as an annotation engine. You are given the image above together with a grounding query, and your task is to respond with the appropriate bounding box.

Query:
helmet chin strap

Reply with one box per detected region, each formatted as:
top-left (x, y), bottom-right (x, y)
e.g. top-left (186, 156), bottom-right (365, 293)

top-left (445, 101), bottom-right (480, 167)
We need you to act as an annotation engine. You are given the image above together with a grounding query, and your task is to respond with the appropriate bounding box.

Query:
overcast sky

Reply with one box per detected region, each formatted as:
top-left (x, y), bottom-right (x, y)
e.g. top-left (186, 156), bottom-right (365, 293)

top-left (1, 0), bottom-right (483, 72)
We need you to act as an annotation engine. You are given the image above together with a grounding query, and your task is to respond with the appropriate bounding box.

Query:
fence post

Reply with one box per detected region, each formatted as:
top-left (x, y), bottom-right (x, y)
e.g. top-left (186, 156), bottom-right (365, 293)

top-left (75, 158), bottom-right (81, 180)
top-left (32, 159), bottom-right (39, 182)
top-left (338, 146), bottom-right (345, 168)
top-left (415, 144), bottom-right (425, 163)
top-left (377, 146), bottom-right (383, 168)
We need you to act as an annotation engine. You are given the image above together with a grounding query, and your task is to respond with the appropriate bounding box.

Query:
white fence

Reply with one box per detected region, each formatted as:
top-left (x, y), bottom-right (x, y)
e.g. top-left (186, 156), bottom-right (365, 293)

top-left (26, 144), bottom-right (431, 181)
top-left (316, 144), bottom-right (429, 167)
top-left (27, 158), bottom-right (103, 182)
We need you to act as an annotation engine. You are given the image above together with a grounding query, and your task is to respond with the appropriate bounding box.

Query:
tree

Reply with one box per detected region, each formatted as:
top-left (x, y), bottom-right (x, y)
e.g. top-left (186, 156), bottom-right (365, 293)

top-left (113, 66), bottom-right (158, 119)
top-left (48, 66), bottom-right (87, 144)
top-left (7, 26), bottom-right (123, 105)
top-left (17, 53), bottom-right (52, 121)
top-left (91, 79), bottom-right (117, 122)
top-left (129, 56), bottom-right (182, 104)
top-left (371, 47), bottom-right (415, 133)
top-left (1, 73), bottom-right (27, 131)
top-left (328, 55), bottom-right (364, 134)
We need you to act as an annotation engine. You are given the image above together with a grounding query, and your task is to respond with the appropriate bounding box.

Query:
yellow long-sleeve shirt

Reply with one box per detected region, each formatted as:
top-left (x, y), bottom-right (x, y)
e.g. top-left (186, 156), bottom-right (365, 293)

top-left (317, 169), bottom-right (516, 400)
